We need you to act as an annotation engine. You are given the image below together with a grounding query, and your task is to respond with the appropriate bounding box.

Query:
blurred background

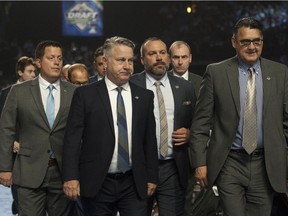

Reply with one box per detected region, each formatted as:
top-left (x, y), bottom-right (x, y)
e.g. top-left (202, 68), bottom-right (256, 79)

top-left (0, 0), bottom-right (287, 88)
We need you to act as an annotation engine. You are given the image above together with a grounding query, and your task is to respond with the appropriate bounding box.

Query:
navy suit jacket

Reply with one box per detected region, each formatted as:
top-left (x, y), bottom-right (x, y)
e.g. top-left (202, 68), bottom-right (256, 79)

top-left (62, 79), bottom-right (158, 199)
top-left (130, 71), bottom-right (196, 188)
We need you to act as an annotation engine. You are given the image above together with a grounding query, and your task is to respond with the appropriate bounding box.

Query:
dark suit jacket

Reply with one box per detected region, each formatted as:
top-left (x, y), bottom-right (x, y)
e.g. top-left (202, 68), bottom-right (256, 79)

top-left (62, 80), bottom-right (158, 199)
top-left (88, 74), bottom-right (98, 83)
top-left (0, 77), bottom-right (76, 188)
top-left (0, 85), bottom-right (12, 115)
top-left (191, 56), bottom-right (288, 193)
top-left (168, 70), bottom-right (202, 97)
top-left (130, 71), bottom-right (196, 188)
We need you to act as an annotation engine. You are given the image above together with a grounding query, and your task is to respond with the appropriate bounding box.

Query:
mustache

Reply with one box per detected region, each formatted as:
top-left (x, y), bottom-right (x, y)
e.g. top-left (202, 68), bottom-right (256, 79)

top-left (153, 62), bottom-right (166, 67)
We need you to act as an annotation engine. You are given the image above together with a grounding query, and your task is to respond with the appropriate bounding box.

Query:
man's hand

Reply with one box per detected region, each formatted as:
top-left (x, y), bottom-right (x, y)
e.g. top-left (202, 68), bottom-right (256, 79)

top-left (195, 166), bottom-right (208, 188)
top-left (63, 180), bottom-right (80, 201)
top-left (172, 127), bottom-right (190, 146)
top-left (13, 141), bottom-right (20, 153)
top-left (147, 182), bottom-right (157, 196)
top-left (0, 172), bottom-right (12, 187)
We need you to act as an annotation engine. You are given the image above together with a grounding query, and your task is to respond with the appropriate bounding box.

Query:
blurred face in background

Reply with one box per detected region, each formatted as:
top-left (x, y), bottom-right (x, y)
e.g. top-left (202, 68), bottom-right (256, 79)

top-left (170, 44), bottom-right (192, 76)
top-left (18, 64), bottom-right (36, 82)
top-left (94, 55), bottom-right (106, 78)
top-left (70, 69), bottom-right (89, 86)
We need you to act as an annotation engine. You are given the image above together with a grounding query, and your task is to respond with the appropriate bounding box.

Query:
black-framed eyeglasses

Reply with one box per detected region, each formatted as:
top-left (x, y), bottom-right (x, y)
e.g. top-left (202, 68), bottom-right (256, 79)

top-left (238, 38), bottom-right (263, 47)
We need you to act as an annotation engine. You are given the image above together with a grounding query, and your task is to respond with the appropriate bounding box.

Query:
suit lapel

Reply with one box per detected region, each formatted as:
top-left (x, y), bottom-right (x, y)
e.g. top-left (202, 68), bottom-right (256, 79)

top-left (260, 58), bottom-right (272, 114)
top-left (97, 80), bottom-right (114, 133)
top-left (53, 81), bottom-right (68, 129)
top-left (30, 78), bottom-right (50, 128)
top-left (130, 83), bottom-right (141, 143)
top-left (226, 57), bottom-right (241, 118)
top-left (168, 75), bottom-right (180, 130)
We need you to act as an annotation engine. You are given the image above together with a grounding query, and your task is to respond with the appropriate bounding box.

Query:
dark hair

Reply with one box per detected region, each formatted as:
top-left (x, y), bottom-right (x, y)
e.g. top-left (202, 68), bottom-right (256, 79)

top-left (103, 36), bottom-right (135, 58)
top-left (15, 56), bottom-right (36, 79)
top-left (35, 40), bottom-right (62, 59)
top-left (140, 37), bottom-right (167, 57)
top-left (93, 46), bottom-right (104, 63)
top-left (233, 17), bottom-right (263, 37)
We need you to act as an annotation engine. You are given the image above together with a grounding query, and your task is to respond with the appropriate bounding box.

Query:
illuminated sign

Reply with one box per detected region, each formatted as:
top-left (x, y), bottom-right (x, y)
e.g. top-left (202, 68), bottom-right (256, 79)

top-left (62, 0), bottom-right (103, 36)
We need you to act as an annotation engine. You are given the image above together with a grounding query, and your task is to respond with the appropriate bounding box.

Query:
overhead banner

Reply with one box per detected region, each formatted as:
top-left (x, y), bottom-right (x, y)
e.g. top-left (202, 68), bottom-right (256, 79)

top-left (62, 0), bottom-right (103, 36)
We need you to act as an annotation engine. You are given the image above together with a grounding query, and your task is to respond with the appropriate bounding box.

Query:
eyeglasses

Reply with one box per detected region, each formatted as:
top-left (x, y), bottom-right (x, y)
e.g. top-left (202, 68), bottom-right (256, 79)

top-left (238, 38), bottom-right (263, 47)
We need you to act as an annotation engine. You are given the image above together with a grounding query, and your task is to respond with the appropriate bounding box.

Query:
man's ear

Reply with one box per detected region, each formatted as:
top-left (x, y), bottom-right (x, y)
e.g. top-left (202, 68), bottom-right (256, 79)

top-left (17, 70), bottom-right (23, 77)
top-left (34, 58), bottom-right (41, 69)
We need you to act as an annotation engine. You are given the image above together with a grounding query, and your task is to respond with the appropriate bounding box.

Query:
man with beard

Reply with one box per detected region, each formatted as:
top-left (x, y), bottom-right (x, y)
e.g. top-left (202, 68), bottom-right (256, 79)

top-left (130, 37), bottom-right (196, 216)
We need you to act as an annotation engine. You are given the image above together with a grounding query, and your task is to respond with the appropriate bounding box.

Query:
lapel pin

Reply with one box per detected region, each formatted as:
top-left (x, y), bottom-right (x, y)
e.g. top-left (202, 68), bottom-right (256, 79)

top-left (135, 96), bottom-right (139, 99)
top-left (266, 77), bottom-right (271, 80)
top-left (175, 85), bottom-right (179, 89)
top-left (64, 89), bottom-right (67, 92)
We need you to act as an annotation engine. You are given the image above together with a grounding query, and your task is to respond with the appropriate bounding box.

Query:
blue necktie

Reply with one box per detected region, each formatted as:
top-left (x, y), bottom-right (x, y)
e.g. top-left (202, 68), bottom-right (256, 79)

top-left (46, 84), bottom-right (55, 129)
top-left (116, 87), bottom-right (130, 173)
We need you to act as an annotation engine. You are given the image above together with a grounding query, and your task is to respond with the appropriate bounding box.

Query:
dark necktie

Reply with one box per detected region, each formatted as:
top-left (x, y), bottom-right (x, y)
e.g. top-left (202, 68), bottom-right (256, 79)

top-left (242, 67), bottom-right (257, 154)
top-left (155, 81), bottom-right (168, 157)
top-left (46, 84), bottom-right (55, 128)
top-left (116, 87), bottom-right (130, 172)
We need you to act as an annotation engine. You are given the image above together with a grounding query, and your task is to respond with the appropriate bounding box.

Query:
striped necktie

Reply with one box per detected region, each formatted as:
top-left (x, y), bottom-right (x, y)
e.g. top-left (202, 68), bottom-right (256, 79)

top-left (155, 81), bottom-right (168, 158)
top-left (116, 87), bottom-right (130, 172)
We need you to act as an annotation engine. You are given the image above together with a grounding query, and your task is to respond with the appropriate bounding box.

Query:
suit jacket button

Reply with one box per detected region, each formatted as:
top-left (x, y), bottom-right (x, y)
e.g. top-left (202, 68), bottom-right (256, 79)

top-left (47, 150), bottom-right (51, 154)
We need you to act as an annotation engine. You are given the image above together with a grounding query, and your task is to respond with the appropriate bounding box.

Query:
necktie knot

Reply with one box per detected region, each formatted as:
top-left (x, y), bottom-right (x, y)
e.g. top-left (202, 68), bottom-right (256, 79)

top-left (248, 67), bottom-right (255, 77)
top-left (48, 84), bottom-right (55, 92)
top-left (154, 81), bottom-right (162, 88)
top-left (116, 86), bottom-right (123, 94)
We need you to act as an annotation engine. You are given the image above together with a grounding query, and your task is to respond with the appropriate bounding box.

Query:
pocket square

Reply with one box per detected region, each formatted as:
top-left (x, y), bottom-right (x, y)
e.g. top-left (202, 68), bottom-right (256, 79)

top-left (183, 101), bottom-right (191, 105)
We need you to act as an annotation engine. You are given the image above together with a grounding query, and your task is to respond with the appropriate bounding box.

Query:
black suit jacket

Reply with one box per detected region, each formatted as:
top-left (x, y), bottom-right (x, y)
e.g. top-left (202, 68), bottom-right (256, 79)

top-left (130, 71), bottom-right (196, 188)
top-left (62, 79), bottom-right (158, 199)
top-left (191, 57), bottom-right (288, 193)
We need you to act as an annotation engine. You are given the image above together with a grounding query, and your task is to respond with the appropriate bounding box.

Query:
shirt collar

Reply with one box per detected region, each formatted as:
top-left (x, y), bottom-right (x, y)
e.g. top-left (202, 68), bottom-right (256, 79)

top-left (105, 76), bottom-right (130, 92)
top-left (238, 58), bottom-right (261, 75)
top-left (39, 74), bottom-right (60, 90)
top-left (146, 72), bottom-right (169, 88)
top-left (172, 70), bottom-right (189, 80)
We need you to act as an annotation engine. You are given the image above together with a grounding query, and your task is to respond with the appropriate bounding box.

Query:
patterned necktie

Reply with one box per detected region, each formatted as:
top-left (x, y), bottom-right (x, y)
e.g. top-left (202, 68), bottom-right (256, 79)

top-left (46, 84), bottom-right (55, 129)
top-left (242, 67), bottom-right (257, 154)
top-left (116, 87), bottom-right (130, 172)
top-left (155, 81), bottom-right (168, 157)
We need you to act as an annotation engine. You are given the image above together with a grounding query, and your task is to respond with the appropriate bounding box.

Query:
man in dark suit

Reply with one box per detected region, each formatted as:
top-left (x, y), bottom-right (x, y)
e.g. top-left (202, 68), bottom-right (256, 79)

top-left (168, 40), bottom-right (202, 96)
top-left (89, 45), bottom-right (106, 83)
top-left (191, 17), bottom-right (288, 216)
top-left (168, 40), bottom-right (221, 215)
top-left (62, 36), bottom-right (158, 216)
top-left (0, 40), bottom-right (76, 216)
top-left (130, 37), bottom-right (196, 216)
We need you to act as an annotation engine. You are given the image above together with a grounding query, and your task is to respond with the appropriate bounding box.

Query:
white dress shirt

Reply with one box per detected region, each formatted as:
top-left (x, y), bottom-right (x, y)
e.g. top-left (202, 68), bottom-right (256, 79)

top-left (39, 75), bottom-right (60, 120)
top-left (105, 77), bottom-right (133, 173)
top-left (146, 73), bottom-right (175, 159)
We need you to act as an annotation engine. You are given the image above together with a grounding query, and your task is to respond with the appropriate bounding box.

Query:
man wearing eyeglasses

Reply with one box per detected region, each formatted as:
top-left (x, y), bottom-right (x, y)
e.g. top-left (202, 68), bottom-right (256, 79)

top-left (191, 17), bottom-right (288, 216)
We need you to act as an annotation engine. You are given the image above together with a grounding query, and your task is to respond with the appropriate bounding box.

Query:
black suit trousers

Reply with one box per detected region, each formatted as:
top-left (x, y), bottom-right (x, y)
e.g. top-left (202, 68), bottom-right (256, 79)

top-left (81, 172), bottom-right (147, 216)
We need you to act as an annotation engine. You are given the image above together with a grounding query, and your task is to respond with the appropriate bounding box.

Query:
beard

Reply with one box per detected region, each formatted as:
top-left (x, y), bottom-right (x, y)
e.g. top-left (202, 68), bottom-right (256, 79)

top-left (145, 61), bottom-right (169, 78)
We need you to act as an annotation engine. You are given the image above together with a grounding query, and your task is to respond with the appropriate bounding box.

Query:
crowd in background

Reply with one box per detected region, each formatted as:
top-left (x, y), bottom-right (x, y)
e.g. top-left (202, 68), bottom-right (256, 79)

top-left (1, 1), bottom-right (288, 89)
